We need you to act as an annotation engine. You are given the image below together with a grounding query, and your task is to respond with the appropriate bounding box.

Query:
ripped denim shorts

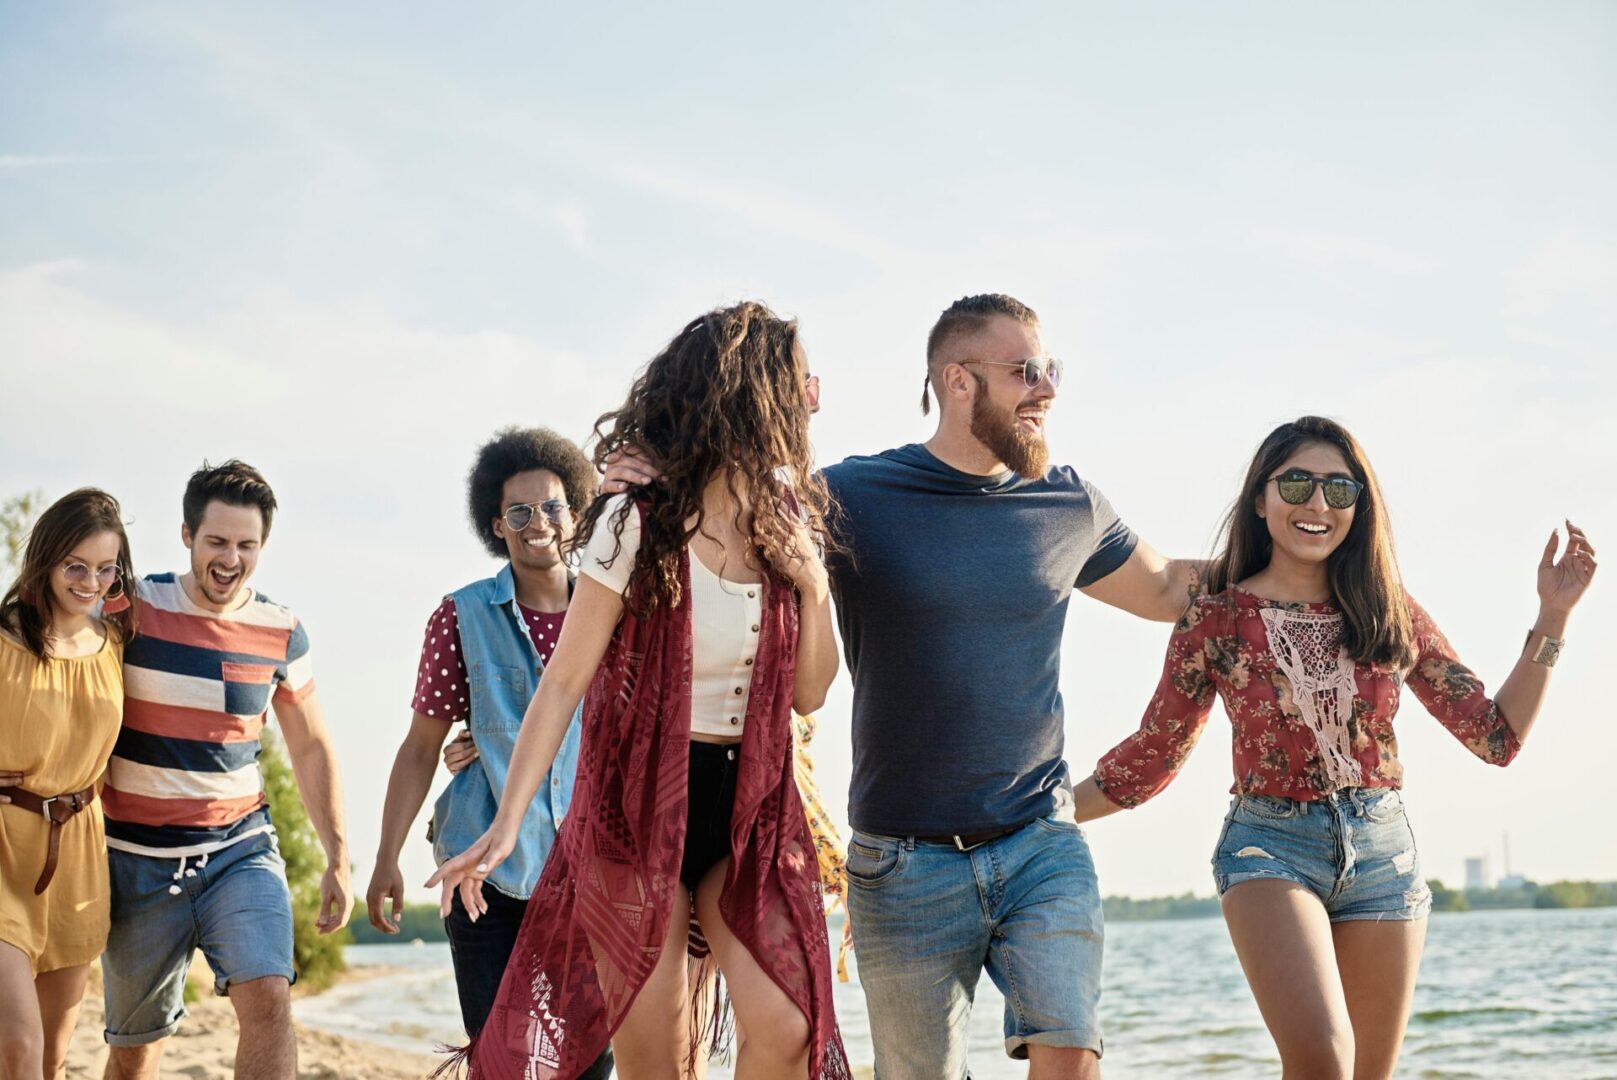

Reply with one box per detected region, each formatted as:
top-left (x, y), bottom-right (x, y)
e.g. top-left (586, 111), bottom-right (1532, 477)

top-left (1211, 787), bottom-right (1432, 922)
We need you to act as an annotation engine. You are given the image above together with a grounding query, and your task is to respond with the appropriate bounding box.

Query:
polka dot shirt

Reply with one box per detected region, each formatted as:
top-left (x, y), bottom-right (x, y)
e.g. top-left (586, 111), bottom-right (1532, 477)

top-left (410, 597), bottom-right (566, 725)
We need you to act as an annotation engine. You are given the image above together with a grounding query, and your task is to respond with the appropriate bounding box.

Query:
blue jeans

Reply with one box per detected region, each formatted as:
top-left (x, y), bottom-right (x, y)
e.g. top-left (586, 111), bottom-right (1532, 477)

top-left (846, 815), bottom-right (1104, 1078)
top-left (1211, 788), bottom-right (1433, 921)
top-left (102, 831), bottom-right (295, 1045)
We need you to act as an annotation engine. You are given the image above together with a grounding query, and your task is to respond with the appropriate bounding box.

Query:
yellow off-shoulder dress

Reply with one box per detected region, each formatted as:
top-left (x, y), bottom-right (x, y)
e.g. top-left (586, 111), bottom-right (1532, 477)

top-left (0, 628), bottom-right (124, 973)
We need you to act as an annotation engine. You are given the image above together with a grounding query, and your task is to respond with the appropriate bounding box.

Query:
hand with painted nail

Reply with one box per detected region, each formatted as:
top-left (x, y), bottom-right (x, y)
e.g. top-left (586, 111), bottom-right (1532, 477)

top-left (599, 446), bottom-right (664, 495)
top-left (425, 821), bottom-right (517, 921)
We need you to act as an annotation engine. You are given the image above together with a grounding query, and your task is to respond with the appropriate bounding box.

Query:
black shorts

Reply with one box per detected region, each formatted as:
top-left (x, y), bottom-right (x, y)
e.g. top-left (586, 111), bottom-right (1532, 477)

top-left (681, 740), bottom-right (740, 890)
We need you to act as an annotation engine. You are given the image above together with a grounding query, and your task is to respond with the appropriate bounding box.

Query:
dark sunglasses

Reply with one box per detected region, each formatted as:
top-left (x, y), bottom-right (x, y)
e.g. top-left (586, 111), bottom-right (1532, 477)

top-left (1270, 470), bottom-right (1363, 510)
top-left (961, 355), bottom-right (1062, 390)
top-left (502, 499), bottom-right (569, 531)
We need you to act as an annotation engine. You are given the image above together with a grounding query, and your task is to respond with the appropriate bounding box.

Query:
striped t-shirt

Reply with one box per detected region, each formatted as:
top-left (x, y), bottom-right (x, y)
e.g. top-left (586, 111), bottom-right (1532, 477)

top-left (104, 573), bottom-right (314, 856)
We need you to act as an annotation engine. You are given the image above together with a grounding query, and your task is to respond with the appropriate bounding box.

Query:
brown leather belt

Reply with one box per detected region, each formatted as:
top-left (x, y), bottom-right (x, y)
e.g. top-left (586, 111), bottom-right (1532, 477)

top-left (914, 823), bottom-right (1024, 852)
top-left (0, 785), bottom-right (95, 894)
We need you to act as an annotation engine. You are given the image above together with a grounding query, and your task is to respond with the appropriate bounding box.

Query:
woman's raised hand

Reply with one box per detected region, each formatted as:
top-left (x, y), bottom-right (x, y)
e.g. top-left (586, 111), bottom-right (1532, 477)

top-left (1539, 521), bottom-right (1597, 615)
top-left (424, 823), bottom-right (517, 922)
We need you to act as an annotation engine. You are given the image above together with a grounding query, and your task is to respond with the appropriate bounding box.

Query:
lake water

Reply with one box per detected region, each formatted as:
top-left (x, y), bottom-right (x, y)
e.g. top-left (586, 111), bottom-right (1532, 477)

top-left (295, 908), bottom-right (1617, 1078)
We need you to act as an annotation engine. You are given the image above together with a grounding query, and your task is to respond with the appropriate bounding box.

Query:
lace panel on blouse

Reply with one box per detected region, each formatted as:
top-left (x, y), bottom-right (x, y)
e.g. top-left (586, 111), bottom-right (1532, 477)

top-left (1258, 606), bottom-right (1364, 790)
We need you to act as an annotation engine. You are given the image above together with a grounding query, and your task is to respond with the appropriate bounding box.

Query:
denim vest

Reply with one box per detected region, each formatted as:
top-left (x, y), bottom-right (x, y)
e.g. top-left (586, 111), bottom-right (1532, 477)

top-left (429, 565), bottom-right (582, 899)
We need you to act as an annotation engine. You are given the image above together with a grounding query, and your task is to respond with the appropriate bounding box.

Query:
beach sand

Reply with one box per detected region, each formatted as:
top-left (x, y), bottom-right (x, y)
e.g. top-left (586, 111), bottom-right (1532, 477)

top-left (63, 961), bottom-right (441, 1080)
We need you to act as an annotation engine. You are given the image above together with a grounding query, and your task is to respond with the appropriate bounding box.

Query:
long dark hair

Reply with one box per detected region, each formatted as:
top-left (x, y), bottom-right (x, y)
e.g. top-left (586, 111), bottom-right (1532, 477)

top-left (1, 488), bottom-right (139, 661)
top-left (1205, 416), bottom-right (1414, 668)
top-left (575, 301), bottom-right (834, 614)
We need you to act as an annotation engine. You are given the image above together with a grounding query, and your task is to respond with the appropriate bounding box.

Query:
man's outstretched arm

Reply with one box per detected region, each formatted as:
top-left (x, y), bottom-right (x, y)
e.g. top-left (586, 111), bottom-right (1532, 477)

top-left (1079, 540), bottom-right (1204, 623)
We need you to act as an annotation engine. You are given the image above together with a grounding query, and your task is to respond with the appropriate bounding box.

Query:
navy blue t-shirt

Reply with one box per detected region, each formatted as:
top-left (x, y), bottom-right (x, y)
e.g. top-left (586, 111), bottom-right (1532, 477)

top-left (823, 444), bottom-right (1138, 836)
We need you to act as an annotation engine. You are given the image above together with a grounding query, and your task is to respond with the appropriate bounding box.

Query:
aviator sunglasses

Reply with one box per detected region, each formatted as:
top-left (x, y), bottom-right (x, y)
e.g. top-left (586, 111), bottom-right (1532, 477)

top-left (502, 499), bottom-right (570, 531)
top-left (1269, 469), bottom-right (1364, 510)
top-left (960, 355), bottom-right (1063, 390)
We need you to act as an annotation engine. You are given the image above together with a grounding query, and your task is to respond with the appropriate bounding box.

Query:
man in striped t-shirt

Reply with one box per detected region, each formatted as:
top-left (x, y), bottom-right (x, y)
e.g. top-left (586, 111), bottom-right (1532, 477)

top-left (100, 461), bottom-right (351, 1080)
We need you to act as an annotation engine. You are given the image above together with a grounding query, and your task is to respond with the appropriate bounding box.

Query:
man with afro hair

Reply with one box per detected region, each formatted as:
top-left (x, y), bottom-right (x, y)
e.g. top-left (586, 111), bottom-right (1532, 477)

top-left (365, 427), bottom-right (610, 1077)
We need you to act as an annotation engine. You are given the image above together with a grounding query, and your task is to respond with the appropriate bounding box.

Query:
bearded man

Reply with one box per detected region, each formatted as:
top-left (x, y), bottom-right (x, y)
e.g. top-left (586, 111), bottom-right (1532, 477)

top-left (820, 293), bottom-right (1200, 1079)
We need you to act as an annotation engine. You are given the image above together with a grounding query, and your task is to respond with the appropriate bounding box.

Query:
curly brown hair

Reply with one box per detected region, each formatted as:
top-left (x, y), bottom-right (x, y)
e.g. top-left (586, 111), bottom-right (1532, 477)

top-left (575, 300), bottom-right (834, 614)
top-left (1, 488), bottom-right (139, 660)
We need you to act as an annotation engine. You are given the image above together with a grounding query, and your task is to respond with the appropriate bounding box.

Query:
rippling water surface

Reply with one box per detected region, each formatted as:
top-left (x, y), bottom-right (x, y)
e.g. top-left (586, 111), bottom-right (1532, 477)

top-left (299, 907), bottom-right (1617, 1078)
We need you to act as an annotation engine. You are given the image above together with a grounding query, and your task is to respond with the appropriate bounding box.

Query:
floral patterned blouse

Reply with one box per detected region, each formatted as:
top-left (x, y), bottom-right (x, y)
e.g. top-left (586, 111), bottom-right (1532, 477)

top-left (1093, 587), bottom-right (1520, 808)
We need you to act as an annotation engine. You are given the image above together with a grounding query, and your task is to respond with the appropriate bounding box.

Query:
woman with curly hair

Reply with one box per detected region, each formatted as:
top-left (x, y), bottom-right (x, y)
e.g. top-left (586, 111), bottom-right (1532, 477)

top-left (1, 489), bottom-right (138, 1080)
top-left (431, 301), bottom-right (848, 1079)
top-left (1070, 416), bottom-right (1597, 1079)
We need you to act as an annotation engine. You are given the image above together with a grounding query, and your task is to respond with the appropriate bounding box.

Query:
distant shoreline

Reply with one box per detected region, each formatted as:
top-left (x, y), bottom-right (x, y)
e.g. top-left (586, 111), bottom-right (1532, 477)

top-left (349, 881), bottom-right (1617, 944)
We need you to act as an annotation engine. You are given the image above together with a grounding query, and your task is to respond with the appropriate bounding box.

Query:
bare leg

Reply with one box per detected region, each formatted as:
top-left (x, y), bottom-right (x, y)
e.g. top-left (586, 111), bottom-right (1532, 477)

top-left (0, 941), bottom-right (45, 1080)
top-left (1332, 919), bottom-right (1426, 1080)
top-left (1222, 881), bottom-right (1355, 1080)
top-left (1027, 1045), bottom-right (1100, 1079)
top-left (692, 860), bottom-right (809, 1080)
top-left (102, 1042), bottom-right (164, 1080)
top-left (226, 976), bottom-right (295, 1080)
top-left (33, 963), bottom-right (91, 1079)
top-left (612, 889), bottom-right (695, 1080)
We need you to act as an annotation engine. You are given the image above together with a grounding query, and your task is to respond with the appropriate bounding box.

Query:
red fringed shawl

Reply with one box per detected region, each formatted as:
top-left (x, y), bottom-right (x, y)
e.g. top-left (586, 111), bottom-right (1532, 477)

top-left (451, 546), bottom-right (848, 1079)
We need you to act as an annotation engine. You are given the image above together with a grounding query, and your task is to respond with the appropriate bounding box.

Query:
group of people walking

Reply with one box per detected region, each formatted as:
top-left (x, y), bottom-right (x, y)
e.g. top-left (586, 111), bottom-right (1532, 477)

top-left (0, 292), bottom-right (1597, 1080)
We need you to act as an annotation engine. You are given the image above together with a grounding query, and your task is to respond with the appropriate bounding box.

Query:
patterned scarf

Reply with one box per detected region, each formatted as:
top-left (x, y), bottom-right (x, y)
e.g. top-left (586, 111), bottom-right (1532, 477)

top-left (443, 542), bottom-right (849, 1079)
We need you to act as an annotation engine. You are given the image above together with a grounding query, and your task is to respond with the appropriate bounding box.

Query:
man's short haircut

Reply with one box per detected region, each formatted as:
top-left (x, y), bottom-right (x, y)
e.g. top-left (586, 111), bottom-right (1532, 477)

top-left (183, 459), bottom-right (278, 539)
top-left (467, 426), bottom-right (598, 558)
top-left (921, 293), bottom-right (1040, 414)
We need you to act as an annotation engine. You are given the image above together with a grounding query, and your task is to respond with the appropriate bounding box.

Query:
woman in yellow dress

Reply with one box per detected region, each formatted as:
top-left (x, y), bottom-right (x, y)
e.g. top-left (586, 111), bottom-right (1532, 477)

top-left (0, 489), bottom-right (137, 1080)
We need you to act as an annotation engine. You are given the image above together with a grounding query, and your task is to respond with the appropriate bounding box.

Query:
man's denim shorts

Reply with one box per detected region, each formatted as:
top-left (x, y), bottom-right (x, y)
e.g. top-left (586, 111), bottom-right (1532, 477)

top-left (1211, 787), bottom-right (1433, 922)
top-left (846, 814), bottom-right (1104, 1077)
top-left (102, 829), bottom-right (296, 1045)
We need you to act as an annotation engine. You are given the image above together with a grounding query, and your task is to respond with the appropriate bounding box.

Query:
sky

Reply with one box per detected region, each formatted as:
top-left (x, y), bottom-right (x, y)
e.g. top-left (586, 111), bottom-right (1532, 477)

top-left (2, 2), bottom-right (1614, 902)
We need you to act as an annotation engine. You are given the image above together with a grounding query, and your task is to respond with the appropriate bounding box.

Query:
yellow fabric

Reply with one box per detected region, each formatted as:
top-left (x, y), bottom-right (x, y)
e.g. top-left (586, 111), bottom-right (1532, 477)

top-left (791, 712), bottom-right (853, 982)
top-left (0, 629), bottom-right (124, 973)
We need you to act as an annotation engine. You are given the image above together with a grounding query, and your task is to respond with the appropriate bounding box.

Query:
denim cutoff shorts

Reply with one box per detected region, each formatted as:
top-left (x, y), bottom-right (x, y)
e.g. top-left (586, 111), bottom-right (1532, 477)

top-left (846, 814), bottom-right (1104, 1075)
top-left (102, 830), bottom-right (296, 1045)
top-left (1211, 787), bottom-right (1432, 922)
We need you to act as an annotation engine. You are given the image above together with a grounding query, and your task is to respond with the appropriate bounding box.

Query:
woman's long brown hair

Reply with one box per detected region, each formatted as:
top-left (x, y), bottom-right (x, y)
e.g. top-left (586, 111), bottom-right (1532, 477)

top-left (1, 488), bottom-right (139, 661)
top-left (1205, 416), bottom-right (1415, 668)
top-left (574, 300), bottom-right (835, 614)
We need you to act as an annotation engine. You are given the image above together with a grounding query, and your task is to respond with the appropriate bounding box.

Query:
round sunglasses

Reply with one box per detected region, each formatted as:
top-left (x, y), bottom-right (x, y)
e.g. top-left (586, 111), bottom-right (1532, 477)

top-left (503, 499), bottom-right (570, 532)
top-left (59, 560), bottom-right (125, 599)
top-left (1269, 469), bottom-right (1363, 510)
top-left (60, 561), bottom-right (123, 586)
top-left (960, 355), bottom-right (1063, 390)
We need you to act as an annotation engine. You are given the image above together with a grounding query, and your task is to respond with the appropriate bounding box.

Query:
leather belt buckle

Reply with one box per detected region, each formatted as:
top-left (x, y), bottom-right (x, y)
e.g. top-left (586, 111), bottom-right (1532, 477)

top-left (38, 795), bottom-right (56, 821)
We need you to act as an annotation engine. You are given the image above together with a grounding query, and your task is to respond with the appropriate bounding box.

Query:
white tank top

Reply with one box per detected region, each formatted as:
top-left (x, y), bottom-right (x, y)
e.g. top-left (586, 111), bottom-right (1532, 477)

top-left (579, 495), bottom-right (762, 737)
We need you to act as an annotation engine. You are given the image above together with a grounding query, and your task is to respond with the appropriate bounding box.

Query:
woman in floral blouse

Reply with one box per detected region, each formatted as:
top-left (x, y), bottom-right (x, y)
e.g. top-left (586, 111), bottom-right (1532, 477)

top-left (1071, 416), bottom-right (1597, 1080)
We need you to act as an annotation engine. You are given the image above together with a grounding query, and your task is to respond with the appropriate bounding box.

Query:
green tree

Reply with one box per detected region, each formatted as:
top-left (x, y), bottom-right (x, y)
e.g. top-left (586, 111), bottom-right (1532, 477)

top-left (1, 490), bottom-right (47, 582)
top-left (1427, 878), bottom-right (1469, 912)
top-left (260, 728), bottom-right (349, 990)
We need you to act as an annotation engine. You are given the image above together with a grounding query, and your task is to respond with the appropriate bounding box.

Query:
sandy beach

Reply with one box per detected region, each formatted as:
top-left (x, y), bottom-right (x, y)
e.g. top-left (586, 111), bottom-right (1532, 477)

top-left (62, 962), bottom-right (441, 1080)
